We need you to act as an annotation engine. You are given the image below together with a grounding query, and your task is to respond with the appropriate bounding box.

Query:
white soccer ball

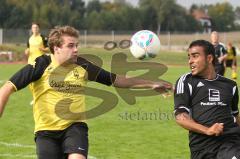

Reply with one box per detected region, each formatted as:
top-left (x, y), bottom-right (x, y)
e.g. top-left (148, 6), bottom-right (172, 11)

top-left (130, 30), bottom-right (161, 60)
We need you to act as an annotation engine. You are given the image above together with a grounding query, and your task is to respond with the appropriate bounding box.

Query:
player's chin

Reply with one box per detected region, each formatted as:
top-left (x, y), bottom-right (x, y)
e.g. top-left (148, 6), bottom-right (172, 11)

top-left (191, 70), bottom-right (198, 76)
top-left (71, 55), bottom-right (78, 62)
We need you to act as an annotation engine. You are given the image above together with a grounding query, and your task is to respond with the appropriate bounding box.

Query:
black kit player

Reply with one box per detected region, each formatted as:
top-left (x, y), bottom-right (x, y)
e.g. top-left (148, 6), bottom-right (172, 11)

top-left (0, 26), bottom-right (172, 159)
top-left (210, 31), bottom-right (227, 76)
top-left (174, 40), bottom-right (240, 159)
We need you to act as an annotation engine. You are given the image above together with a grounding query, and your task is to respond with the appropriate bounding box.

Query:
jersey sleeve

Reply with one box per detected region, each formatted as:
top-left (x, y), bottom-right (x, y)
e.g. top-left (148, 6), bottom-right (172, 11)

top-left (27, 37), bottom-right (30, 48)
top-left (174, 74), bottom-right (191, 116)
top-left (231, 84), bottom-right (239, 116)
top-left (41, 34), bottom-right (48, 48)
top-left (233, 47), bottom-right (237, 56)
top-left (76, 57), bottom-right (116, 86)
top-left (9, 55), bottom-right (51, 91)
top-left (222, 45), bottom-right (227, 55)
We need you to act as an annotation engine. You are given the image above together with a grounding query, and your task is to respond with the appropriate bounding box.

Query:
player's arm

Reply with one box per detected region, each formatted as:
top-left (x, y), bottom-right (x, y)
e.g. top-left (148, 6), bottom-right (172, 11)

top-left (76, 57), bottom-right (172, 93)
top-left (235, 115), bottom-right (240, 126)
top-left (25, 39), bottom-right (30, 56)
top-left (231, 84), bottom-right (240, 126)
top-left (174, 74), bottom-right (223, 136)
top-left (39, 47), bottom-right (49, 53)
top-left (25, 48), bottom-right (30, 56)
top-left (175, 112), bottom-right (224, 136)
top-left (39, 35), bottom-right (49, 53)
top-left (218, 45), bottom-right (228, 63)
top-left (232, 47), bottom-right (237, 66)
top-left (113, 75), bottom-right (172, 93)
top-left (0, 56), bottom-right (49, 117)
top-left (218, 54), bottom-right (227, 63)
top-left (0, 82), bottom-right (16, 117)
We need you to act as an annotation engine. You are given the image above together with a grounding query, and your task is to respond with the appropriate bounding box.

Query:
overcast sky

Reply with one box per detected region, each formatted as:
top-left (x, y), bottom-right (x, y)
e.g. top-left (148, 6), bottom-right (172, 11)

top-left (84, 0), bottom-right (240, 8)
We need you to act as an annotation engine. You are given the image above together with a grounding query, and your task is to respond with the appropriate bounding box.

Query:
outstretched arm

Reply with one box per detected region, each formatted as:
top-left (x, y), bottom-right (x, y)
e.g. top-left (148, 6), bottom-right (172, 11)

top-left (113, 75), bottom-right (173, 93)
top-left (0, 82), bottom-right (15, 117)
top-left (175, 112), bottom-right (224, 136)
top-left (235, 115), bottom-right (240, 127)
top-left (39, 47), bottom-right (49, 53)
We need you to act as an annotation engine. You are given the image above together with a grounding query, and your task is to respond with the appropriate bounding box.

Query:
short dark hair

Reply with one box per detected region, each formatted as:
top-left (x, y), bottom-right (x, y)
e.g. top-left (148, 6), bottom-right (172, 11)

top-left (31, 22), bottom-right (40, 27)
top-left (188, 40), bottom-right (216, 65)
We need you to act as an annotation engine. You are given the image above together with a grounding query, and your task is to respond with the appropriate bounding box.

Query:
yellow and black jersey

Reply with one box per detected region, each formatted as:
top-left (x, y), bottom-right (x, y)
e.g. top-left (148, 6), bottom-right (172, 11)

top-left (27, 34), bottom-right (48, 64)
top-left (227, 46), bottom-right (236, 60)
top-left (8, 54), bottom-right (116, 132)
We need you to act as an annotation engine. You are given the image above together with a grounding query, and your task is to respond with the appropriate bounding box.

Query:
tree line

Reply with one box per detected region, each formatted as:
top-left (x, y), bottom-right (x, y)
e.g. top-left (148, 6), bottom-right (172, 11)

top-left (0, 0), bottom-right (240, 32)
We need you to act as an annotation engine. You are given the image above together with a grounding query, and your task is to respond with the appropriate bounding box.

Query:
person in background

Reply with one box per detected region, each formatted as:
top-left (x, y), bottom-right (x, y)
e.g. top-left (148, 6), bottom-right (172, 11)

top-left (25, 22), bottom-right (49, 64)
top-left (25, 22), bottom-right (49, 105)
top-left (210, 31), bottom-right (227, 76)
top-left (225, 42), bottom-right (237, 79)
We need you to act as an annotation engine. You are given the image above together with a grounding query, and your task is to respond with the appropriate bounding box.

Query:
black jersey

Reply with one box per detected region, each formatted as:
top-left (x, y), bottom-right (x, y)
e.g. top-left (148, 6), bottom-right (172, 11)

top-left (214, 43), bottom-right (227, 65)
top-left (174, 73), bottom-right (239, 151)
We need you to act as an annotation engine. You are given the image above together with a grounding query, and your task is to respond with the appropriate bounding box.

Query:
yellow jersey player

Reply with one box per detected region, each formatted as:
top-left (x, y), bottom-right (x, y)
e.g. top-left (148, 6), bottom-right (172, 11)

top-left (0, 26), bottom-right (172, 159)
top-left (226, 42), bottom-right (237, 79)
top-left (25, 22), bottom-right (48, 64)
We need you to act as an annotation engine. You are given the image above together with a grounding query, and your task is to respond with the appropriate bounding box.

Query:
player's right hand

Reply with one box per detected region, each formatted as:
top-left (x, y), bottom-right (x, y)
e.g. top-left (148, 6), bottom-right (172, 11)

top-left (206, 123), bottom-right (224, 136)
top-left (25, 49), bottom-right (29, 56)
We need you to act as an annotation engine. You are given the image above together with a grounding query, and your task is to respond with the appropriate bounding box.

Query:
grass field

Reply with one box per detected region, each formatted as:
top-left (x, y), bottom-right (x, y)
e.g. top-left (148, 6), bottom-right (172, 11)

top-left (0, 48), bottom-right (239, 159)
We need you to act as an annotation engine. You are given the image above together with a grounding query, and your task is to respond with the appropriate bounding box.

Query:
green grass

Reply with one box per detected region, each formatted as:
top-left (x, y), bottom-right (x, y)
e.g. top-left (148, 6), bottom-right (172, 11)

top-left (0, 48), bottom-right (238, 159)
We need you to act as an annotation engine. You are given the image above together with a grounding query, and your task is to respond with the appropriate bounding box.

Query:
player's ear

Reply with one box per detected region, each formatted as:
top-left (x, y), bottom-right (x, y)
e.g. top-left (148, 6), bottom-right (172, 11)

top-left (54, 46), bottom-right (59, 53)
top-left (207, 54), bottom-right (213, 64)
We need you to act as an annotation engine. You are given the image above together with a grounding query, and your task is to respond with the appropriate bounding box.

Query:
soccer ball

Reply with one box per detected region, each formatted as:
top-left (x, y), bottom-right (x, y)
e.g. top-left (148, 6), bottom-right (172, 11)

top-left (129, 30), bottom-right (161, 60)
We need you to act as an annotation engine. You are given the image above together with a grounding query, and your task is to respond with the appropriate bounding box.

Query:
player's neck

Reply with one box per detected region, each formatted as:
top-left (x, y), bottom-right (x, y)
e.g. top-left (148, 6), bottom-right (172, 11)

top-left (53, 54), bottom-right (66, 65)
top-left (212, 42), bottom-right (219, 46)
top-left (203, 66), bottom-right (217, 80)
top-left (53, 54), bottom-right (76, 66)
top-left (33, 33), bottom-right (40, 36)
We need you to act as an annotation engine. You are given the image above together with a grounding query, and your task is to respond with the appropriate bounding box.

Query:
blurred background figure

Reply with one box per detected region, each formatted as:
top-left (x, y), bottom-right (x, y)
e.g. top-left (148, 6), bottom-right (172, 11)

top-left (25, 22), bottom-right (49, 105)
top-left (226, 42), bottom-right (237, 79)
top-left (210, 31), bottom-right (227, 76)
top-left (25, 22), bottom-right (48, 64)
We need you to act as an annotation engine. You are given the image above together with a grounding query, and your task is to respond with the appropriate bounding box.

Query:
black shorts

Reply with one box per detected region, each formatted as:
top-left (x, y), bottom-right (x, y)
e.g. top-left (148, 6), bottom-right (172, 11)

top-left (35, 122), bottom-right (88, 159)
top-left (215, 64), bottom-right (225, 76)
top-left (191, 135), bottom-right (240, 159)
top-left (226, 59), bottom-right (237, 67)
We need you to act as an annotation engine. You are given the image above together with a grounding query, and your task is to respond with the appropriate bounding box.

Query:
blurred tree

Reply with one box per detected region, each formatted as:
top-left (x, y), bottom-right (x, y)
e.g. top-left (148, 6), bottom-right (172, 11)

top-left (86, 0), bottom-right (102, 14)
top-left (139, 5), bottom-right (158, 31)
top-left (139, 0), bottom-right (200, 32)
top-left (0, 0), bottom-right (11, 28)
top-left (207, 3), bottom-right (235, 31)
top-left (118, 6), bottom-right (143, 30)
top-left (236, 7), bottom-right (240, 19)
top-left (86, 11), bottom-right (103, 30)
top-left (69, 0), bottom-right (85, 17)
top-left (190, 4), bottom-right (198, 14)
top-left (234, 7), bottom-right (240, 29)
top-left (0, 0), bottom-right (31, 28)
top-left (0, 0), bottom-right (237, 32)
